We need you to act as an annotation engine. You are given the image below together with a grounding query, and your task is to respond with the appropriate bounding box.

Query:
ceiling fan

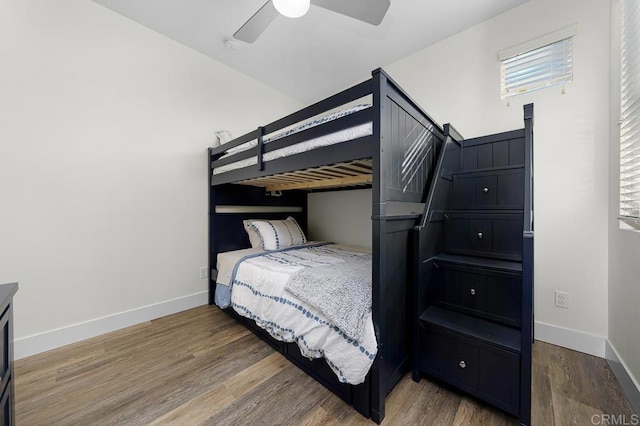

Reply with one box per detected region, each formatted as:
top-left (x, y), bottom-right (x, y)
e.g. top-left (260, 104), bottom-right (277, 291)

top-left (234, 0), bottom-right (391, 43)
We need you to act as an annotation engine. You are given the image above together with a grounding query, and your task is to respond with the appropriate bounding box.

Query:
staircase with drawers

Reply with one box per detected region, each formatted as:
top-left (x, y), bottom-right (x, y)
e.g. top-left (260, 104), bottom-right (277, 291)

top-left (412, 104), bottom-right (534, 425)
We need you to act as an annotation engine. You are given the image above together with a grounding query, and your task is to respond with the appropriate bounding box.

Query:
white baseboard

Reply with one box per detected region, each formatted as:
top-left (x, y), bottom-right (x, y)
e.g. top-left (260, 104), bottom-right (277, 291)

top-left (534, 321), bottom-right (606, 358)
top-left (606, 339), bottom-right (640, 414)
top-left (14, 291), bottom-right (208, 360)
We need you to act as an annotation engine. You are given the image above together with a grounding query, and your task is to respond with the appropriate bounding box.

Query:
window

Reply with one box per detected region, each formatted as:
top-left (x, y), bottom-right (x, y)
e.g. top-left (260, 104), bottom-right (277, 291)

top-left (499, 25), bottom-right (577, 99)
top-left (620, 0), bottom-right (640, 226)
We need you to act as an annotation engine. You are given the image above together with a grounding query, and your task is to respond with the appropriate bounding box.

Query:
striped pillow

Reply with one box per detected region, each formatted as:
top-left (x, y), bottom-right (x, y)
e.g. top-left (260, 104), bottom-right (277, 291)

top-left (247, 217), bottom-right (307, 250)
top-left (243, 220), bottom-right (264, 249)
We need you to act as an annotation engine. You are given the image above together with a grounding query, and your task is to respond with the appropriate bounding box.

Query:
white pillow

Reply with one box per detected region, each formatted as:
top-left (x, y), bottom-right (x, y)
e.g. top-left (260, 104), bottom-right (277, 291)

top-left (215, 130), bottom-right (234, 145)
top-left (246, 216), bottom-right (307, 250)
top-left (243, 220), bottom-right (263, 249)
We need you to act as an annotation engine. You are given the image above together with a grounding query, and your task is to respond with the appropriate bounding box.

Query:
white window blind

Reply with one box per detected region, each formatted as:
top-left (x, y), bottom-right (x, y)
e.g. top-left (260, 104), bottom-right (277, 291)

top-left (621, 0), bottom-right (640, 222)
top-left (500, 37), bottom-right (573, 99)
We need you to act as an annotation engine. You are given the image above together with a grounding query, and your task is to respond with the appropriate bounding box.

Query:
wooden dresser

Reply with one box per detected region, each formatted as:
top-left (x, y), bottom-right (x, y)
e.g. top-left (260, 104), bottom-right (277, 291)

top-left (0, 283), bottom-right (18, 426)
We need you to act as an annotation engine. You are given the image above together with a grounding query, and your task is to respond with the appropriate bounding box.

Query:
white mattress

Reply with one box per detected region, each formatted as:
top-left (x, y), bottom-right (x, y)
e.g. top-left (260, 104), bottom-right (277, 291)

top-left (213, 105), bottom-right (373, 175)
top-left (216, 247), bottom-right (264, 286)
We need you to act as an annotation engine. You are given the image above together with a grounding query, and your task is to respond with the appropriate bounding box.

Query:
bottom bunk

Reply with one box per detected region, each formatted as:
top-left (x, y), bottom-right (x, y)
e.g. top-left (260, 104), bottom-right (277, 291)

top-left (212, 240), bottom-right (376, 418)
top-left (207, 186), bottom-right (419, 423)
top-left (214, 242), bottom-right (376, 386)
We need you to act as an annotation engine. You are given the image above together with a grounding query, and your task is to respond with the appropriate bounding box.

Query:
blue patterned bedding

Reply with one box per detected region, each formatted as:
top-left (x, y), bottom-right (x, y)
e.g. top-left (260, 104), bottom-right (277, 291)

top-left (214, 243), bottom-right (377, 385)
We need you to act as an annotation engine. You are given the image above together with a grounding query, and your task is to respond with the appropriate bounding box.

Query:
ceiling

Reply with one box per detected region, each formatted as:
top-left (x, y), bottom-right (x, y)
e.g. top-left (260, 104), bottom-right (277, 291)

top-left (92, 0), bottom-right (528, 103)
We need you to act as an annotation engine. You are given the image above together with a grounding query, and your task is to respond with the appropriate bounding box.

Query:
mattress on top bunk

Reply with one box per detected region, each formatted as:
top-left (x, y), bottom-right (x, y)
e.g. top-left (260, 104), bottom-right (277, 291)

top-left (214, 242), bottom-right (377, 385)
top-left (213, 104), bottom-right (373, 175)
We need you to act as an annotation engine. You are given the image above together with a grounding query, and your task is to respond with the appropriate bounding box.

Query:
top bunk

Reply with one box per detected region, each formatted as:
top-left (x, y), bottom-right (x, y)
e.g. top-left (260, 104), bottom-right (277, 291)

top-left (209, 69), bottom-right (446, 197)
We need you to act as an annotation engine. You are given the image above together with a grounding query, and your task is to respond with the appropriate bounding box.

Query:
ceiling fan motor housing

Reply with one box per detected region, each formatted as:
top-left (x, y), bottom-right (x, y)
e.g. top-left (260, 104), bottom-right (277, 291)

top-left (273, 0), bottom-right (311, 18)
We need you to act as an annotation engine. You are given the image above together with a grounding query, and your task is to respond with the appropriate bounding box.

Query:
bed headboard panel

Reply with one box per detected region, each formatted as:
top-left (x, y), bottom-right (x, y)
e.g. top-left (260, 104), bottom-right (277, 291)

top-left (211, 184), bottom-right (307, 252)
top-left (208, 184), bottom-right (307, 303)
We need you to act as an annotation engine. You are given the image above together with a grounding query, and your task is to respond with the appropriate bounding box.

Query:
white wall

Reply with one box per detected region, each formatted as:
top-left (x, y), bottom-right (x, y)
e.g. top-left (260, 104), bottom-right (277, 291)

top-left (307, 189), bottom-right (372, 248)
top-left (608, 0), bottom-right (640, 396)
top-left (310, 0), bottom-right (611, 348)
top-left (0, 0), bottom-right (301, 352)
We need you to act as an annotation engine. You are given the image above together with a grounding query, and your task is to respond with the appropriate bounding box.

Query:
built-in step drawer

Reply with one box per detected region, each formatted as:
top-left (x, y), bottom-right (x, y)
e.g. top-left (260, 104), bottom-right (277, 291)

top-left (444, 213), bottom-right (523, 261)
top-left (452, 168), bottom-right (524, 210)
top-left (418, 308), bottom-right (520, 416)
top-left (430, 261), bottom-right (522, 327)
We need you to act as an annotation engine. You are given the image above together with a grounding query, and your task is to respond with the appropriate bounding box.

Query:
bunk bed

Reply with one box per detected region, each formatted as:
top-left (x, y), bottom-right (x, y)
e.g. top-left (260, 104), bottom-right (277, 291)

top-left (207, 69), bottom-right (446, 423)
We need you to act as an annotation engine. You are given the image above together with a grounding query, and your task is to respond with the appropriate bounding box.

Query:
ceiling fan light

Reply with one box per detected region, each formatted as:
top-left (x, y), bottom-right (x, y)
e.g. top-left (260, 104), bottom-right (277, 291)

top-left (273, 0), bottom-right (310, 18)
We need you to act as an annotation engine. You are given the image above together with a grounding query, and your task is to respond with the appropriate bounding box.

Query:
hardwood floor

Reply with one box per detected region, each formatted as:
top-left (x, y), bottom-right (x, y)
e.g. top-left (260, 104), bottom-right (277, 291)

top-left (15, 306), bottom-right (635, 425)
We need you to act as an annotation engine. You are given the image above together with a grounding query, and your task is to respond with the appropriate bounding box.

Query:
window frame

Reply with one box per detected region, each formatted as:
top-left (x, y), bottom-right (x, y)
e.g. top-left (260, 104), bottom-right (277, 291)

top-left (498, 24), bottom-right (578, 99)
top-left (619, 0), bottom-right (640, 231)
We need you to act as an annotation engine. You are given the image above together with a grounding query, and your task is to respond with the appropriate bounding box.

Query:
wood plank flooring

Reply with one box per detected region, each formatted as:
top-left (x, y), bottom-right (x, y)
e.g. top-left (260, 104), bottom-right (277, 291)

top-left (15, 306), bottom-right (635, 425)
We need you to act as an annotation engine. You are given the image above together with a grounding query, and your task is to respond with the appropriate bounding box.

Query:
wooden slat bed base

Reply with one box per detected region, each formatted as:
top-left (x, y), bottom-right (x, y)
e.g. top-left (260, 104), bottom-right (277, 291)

top-left (235, 159), bottom-right (373, 191)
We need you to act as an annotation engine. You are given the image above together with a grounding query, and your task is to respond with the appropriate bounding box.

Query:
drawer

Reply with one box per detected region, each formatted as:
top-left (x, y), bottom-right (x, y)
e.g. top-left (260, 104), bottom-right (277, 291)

top-left (450, 339), bottom-right (479, 390)
top-left (452, 169), bottom-right (524, 210)
top-left (432, 267), bottom-right (486, 312)
top-left (444, 213), bottom-right (523, 261)
top-left (418, 325), bottom-right (520, 416)
top-left (431, 263), bottom-right (521, 327)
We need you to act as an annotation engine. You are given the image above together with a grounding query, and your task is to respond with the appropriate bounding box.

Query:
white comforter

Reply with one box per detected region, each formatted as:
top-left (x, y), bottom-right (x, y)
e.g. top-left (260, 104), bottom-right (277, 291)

top-left (222, 243), bottom-right (377, 385)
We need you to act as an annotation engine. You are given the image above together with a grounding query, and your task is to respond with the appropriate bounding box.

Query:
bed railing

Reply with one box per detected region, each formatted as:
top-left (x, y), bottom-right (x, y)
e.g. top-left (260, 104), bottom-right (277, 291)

top-left (209, 78), bottom-right (374, 168)
top-left (417, 124), bottom-right (463, 228)
top-left (210, 108), bottom-right (374, 171)
top-left (410, 124), bottom-right (463, 361)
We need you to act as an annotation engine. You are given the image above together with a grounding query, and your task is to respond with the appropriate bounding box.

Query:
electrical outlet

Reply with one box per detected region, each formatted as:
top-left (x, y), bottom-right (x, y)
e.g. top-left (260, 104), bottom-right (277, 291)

top-left (200, 266), bottom-right (208, 280)
top-left (555, 290), bottom-right (569, 308)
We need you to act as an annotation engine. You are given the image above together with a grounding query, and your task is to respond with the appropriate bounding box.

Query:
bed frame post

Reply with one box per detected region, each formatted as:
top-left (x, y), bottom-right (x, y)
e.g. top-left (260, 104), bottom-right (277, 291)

top-left (257, 126), bottom-right (265, 171)
top-left (520, 103), bottom-right (534, 426)
top-left (370, 68), bottom-right (388, 424)
top-left (208, 147), bottom-right (217, 305)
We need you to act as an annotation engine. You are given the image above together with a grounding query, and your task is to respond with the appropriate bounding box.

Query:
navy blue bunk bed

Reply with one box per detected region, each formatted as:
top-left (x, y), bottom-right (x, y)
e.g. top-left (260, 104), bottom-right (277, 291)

top-left (207, 68), bottom-right (446, 423)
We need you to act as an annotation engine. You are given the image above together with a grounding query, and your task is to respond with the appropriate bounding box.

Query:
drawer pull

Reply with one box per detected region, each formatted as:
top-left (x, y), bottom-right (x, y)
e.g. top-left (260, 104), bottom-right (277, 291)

top-left (459, 360), bottom-right (466, 369)
top-left (482, 187), bottom-right (489, 193)
top-left (477, 232), bottom-right (483, 239)
top-left (470, 288), bottom-right (476, 295)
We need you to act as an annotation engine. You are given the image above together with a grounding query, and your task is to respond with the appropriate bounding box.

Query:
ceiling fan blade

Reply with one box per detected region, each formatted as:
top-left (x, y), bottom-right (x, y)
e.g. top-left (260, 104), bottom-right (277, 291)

top-left (233, 1), bottom-right (279, 43)
top-left (311, 0), bottom-right (391, 25)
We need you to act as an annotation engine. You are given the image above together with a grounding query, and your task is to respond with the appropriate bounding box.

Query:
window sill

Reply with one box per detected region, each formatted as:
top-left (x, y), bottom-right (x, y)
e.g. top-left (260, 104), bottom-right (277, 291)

top-left (618, 216), bottom-right (640, 232)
